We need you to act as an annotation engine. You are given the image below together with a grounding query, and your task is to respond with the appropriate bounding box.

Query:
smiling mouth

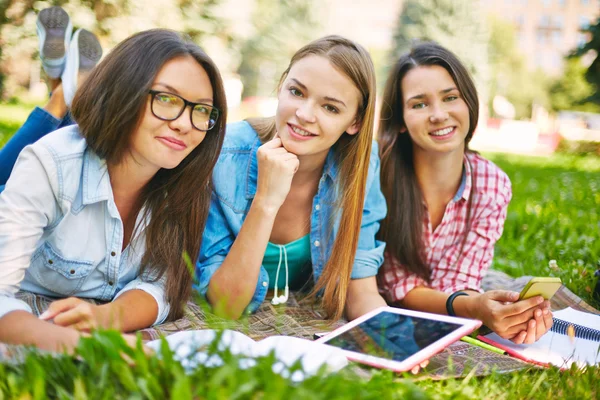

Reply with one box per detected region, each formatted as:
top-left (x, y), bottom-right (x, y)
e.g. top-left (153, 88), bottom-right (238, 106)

top-left (429, 127), bottom-right (454, 137)
top-left (157, 136), bottom-right (187, 150)
top-left (289, 123), bottom-right (317, 137)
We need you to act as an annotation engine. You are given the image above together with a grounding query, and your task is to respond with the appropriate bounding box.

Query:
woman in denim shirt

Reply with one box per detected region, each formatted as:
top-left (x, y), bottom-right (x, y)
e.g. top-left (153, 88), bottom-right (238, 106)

top-left (198, 36), bottom-right (388, 321)
top-left (0, 29), bottom-right (227, 351)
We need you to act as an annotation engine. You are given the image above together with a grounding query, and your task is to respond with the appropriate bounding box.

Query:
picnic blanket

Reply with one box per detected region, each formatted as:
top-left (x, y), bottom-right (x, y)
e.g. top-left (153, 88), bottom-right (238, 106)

top-left (2, 269), bottom-right (599, 379)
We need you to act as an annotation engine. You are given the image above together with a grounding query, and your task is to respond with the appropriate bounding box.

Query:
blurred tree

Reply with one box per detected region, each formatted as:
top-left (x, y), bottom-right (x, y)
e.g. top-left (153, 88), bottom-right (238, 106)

top-left (0, 0), bottom-right (233, 99)
top-left (389, 0), bottom-right (490, 105)
top-left (488, 17), bottom-right (551, 119)
top-left (550, 57), bottom-right (600, 113)
top-left (572, 16), bottom-right (600, 105)
top-left (237, 0), bottom-right (320, 97)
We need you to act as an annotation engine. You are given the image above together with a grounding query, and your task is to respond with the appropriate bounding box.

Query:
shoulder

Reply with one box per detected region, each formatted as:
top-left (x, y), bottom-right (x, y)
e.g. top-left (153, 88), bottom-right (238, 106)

top-left (28, 125), bottom-right (90, 200)
top-left (35, 125), bottom-right (88, 156)
top-left (467, 152), bottom-right (512, 207)
top-left (222, 120), bottom-right (260, 151)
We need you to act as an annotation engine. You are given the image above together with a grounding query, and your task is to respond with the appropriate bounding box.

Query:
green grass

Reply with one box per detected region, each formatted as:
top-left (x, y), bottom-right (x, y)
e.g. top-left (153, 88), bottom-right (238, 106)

top-left (1, 101), bottom-right (599, 399)
top-left (0, 101), bottom-right (42, 148)
top-left (489, 153), bottom-right (600, 308)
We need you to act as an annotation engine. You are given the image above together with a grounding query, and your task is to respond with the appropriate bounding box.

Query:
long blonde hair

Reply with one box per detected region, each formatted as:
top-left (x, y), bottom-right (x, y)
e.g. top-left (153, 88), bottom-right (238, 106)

top-left (248, 35), bottom-right (377, 320)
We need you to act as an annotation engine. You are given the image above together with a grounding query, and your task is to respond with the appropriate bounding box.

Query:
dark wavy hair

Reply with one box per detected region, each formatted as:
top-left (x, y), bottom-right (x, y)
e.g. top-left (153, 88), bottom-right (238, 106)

top-left (378, 42), bottom-right (478, 282)
top-left (71, 29), bottom-right (227, 320)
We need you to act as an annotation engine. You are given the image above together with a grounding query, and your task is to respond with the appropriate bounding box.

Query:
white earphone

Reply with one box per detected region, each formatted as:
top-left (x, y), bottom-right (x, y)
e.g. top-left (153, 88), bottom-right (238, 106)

top-left (271, 244), bottom-right (289, 305)
top-left (271, 286), bottom-right (289, 305)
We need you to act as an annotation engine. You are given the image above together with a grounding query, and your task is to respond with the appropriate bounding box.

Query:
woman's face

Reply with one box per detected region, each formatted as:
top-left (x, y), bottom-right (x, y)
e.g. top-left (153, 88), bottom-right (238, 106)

top-left (129, 55), bottom-right (214, 174)
top-left (401, 65), bottom-right (470, 158)
top-left (275, 55), bottom-right (362, 160)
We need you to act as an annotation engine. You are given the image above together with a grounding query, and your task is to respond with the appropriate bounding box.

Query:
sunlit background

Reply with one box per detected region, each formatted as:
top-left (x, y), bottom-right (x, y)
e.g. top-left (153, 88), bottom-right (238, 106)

top-left (0, 0), bottom-right (599, 155)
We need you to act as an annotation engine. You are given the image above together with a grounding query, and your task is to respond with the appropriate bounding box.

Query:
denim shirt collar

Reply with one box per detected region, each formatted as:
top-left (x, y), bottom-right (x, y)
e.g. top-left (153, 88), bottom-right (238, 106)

top-left (244, 137), bottom-right (339, 200)
top-left (81, 149), bottom-right (112, 205)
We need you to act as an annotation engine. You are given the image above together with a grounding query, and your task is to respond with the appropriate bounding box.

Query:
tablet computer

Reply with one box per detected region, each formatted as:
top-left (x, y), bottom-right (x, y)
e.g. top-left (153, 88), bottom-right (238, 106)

top-left (316, 306), bottom-right (481, 372)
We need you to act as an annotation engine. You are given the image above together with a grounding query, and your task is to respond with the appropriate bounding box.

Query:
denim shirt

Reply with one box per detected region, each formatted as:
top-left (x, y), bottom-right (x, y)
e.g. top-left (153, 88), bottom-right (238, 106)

top-left (196, 121), bottom-right (387, 313)
top-left (0, 126), bottom-right (169, 324)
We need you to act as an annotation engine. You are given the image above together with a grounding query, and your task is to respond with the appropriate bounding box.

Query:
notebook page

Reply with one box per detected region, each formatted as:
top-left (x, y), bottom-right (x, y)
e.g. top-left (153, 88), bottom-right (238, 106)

top-left (553, 307), bottom-right (600, 331)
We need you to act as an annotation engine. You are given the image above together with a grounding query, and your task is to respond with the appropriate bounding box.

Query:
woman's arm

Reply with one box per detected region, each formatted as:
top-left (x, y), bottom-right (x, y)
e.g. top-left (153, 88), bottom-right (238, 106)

top-left (345, 276), bottom-right (387, 320)
top-left (0, 311), bottom-right (80, 351)
top-left (0, 145), bottom-right (61, 343)
top-left (401, 287), bottom-right (552, 344)
top-left (41, 289), bottom-right (159, 332)
top-left (207, 137), bottom-right (299, 319)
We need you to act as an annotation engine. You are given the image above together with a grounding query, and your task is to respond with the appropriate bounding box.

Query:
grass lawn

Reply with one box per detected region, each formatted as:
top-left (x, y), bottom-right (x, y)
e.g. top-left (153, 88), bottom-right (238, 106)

top-left (1, 101), bottom-right (599, 399)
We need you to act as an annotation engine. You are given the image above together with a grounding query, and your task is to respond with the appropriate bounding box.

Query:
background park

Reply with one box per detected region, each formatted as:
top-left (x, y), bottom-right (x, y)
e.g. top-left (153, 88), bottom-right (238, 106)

top-left (0, 0), bottom-right (599, 398)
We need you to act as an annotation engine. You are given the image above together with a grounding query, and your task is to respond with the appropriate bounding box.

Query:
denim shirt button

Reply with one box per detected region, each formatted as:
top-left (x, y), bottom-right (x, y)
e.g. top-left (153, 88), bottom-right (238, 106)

top-left (314, 240), bottom-right (320, 247)
top-left (262, 281), bottom-right (268, 287)
top-left (110, 251), bottom-right (116, 256)
top-left (315, 204), bottom-right (320, 211)
top-left (108, 281), bottom-right (114, 286)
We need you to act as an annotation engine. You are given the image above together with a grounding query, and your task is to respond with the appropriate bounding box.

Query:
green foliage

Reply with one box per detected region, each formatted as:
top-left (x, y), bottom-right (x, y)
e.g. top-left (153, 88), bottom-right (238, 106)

top-left (0, 331), bottom-right (429, 399)
top-left (390, 0), bottom-right (489, 102)
top-left (572, 16), bottom-right (600, 105)
top-left (487, 17), bottom-right (551, 119)
top-left (488, 153), bottom-right (600, 308)
top-left (550, 57), bottom-right (600, 113)
top-left (0, 101), bottom-right (39, 147)
top-left (237, 0), bottom-right (321, 97)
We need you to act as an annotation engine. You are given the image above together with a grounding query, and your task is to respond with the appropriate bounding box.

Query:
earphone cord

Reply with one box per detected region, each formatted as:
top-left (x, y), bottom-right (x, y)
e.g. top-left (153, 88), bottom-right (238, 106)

top-left (273, 245), bottom-right (289, 303)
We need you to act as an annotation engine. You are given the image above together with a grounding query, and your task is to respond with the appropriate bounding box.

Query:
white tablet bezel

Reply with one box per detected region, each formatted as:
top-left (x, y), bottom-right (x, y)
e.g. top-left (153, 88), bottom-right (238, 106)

top-left (316, 306), bottom-right (482, 372)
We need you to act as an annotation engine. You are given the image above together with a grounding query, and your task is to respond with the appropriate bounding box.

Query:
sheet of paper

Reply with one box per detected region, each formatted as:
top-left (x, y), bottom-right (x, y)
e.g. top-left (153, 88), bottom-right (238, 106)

top-left (553, 307), bottom-right (600, 331)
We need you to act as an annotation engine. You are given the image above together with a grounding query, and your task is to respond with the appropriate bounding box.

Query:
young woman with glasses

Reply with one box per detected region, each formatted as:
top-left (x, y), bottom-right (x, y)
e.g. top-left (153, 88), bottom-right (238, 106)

top-left (0, 29), bottom-right (227, 351)
top-left (197, 36), bottom-right (388, 321)
top-left (377, 42), bottom-right (552, 345)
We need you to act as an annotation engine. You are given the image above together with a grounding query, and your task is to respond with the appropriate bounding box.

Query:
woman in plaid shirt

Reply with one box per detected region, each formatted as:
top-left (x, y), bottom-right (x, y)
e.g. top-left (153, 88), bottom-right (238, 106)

top-left (377, 42), bottom-right (552, 344)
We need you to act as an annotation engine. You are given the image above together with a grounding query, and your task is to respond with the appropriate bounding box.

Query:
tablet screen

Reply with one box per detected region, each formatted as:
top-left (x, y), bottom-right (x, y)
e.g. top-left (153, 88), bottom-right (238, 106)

top-left (322, 311), bottom-right (463, 362)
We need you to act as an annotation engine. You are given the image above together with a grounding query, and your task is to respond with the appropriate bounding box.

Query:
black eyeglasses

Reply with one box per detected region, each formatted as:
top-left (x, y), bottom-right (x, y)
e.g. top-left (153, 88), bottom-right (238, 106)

top-left (148, 90), bottom-right (219, 131)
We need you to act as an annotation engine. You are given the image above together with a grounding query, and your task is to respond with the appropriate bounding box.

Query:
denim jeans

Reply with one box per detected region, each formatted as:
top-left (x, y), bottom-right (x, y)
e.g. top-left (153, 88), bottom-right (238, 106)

top-left (0, 107), bottom-right (73, 187)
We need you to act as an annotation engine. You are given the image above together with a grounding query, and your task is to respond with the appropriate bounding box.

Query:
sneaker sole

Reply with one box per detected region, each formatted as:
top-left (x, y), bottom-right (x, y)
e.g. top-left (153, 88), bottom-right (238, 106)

top-left (37, 6), bottom-right (71, 60)
top-left (77, 30), bottom-right (103, 71)
top-left (62, 28), bottom-right (103, 107)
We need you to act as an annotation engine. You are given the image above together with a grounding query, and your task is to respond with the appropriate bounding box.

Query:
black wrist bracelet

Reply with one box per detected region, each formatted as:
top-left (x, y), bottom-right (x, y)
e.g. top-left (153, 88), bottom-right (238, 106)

top-left (446, 291), bottom-right (469, 317)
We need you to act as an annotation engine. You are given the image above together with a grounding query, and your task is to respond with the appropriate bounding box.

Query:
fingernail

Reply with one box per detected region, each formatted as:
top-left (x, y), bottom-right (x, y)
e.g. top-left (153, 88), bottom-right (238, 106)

top-left (543, 308), bottom-right (550, 315)
top-left (537, 297), bottom-right (544, 304)
top-left (532, 320), bottom-right (536, 327)
top-left (39, 311), bottom-right (50, 320)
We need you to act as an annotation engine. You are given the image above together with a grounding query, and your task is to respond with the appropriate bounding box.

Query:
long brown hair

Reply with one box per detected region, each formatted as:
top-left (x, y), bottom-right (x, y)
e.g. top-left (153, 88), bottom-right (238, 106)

top-left (248, 35), bottom-right (377, 320)
top-left (71, 29), bottom-right (227, 320)
top-left (378, 42), bottom-right (478, 281)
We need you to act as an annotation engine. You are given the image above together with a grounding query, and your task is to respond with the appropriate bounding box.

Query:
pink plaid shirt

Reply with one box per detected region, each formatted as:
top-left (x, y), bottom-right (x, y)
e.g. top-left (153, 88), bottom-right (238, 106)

top-left (378, 152), bottom-right (512, 303)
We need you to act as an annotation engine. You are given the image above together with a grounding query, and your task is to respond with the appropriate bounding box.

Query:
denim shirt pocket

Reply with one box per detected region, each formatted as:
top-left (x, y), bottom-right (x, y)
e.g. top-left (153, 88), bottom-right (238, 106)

top-left (27, 242), bottom-right (95, 296)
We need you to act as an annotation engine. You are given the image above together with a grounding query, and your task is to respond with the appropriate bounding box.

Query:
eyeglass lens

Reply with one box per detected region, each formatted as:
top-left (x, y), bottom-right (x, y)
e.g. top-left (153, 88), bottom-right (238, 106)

top-left (152, 92), bottom-right (217, 131)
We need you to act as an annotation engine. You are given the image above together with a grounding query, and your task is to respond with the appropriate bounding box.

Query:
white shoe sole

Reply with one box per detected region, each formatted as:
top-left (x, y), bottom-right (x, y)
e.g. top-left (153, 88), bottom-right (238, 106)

top-left (62, 29), bottom-right (103, 107)
top-left (36, 6), bottom-right (72, 79)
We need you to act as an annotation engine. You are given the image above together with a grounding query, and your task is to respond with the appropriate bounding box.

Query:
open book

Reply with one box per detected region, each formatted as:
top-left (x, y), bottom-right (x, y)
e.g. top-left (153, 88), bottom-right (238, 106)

top-left (146, 330), bottom-right (348, 381)
top-left (479, 307), bottom-right (600, 369)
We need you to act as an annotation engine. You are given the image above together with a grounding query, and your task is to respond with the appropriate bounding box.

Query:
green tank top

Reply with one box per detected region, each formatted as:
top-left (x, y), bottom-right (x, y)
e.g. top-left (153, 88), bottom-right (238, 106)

top-left (262, 235), bottom-right (312, 290)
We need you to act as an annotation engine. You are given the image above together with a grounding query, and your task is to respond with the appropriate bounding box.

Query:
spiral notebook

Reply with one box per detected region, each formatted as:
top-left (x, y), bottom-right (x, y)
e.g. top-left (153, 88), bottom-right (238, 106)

top-left (479, 307), bottom-right (600, 369)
